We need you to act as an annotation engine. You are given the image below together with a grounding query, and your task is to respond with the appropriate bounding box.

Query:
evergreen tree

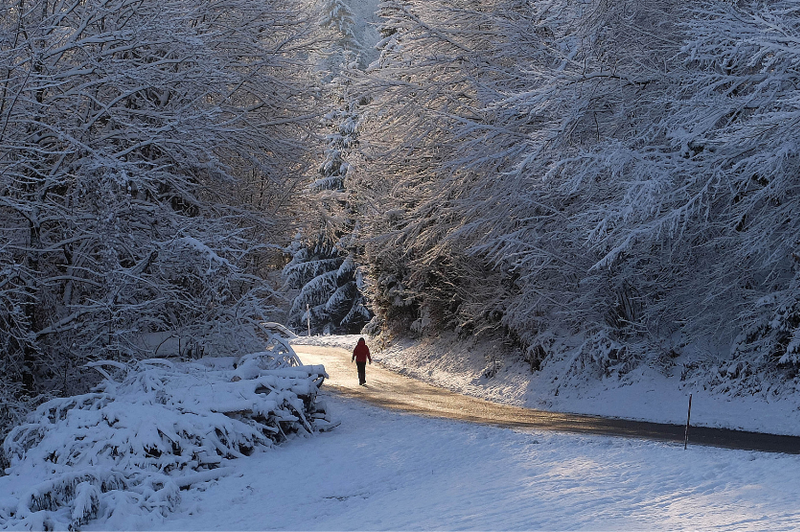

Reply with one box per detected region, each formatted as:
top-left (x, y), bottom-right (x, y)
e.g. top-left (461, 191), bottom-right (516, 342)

top-left (283, 56), bottom-right (371, 335)
top-left (284, 234), bottom-right (370, 335)
top-left (320, 0), bottom-right (359, 50)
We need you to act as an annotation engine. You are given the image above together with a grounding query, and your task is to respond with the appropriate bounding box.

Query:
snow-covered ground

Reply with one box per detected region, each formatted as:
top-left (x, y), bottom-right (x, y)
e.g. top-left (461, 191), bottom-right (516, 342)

top-left (3, 335), bottom-right (800, 531)
top-left (99, 394), bottom-right (800, 531)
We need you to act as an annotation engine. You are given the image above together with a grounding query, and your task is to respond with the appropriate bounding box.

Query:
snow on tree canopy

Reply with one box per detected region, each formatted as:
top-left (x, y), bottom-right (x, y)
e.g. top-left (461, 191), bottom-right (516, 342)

top-left (0, 354), bottom-right (334, 530)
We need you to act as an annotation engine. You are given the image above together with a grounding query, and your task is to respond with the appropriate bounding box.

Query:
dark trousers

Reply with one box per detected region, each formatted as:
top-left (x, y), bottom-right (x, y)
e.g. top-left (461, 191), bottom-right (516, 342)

top-left (356, 361), bottom-right (367, 385)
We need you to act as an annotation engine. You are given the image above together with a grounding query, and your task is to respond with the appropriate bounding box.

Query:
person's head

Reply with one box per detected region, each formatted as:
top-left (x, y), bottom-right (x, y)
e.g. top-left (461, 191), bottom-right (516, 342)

top-left (358, 337), bottom-right (365, 344)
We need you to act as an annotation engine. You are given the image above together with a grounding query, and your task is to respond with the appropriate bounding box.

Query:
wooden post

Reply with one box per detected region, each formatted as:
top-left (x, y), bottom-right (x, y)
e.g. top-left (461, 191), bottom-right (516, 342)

top-left (684, 393), bottom-right (693, 450)
top-left (306, 304), bottom-right (311, 337)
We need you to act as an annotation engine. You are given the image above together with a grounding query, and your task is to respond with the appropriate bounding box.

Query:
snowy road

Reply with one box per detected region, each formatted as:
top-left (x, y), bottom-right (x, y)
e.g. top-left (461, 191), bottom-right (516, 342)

top-left (294, 345), bottom-right (800, 454)
top-left (145, 393), bottom-right (800, 531)
top-left (123, 345), bottom-right (800, 531)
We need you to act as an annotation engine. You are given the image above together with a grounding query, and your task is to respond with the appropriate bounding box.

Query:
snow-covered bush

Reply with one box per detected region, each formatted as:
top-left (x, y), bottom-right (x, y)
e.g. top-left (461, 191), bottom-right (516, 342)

top-left (571, 330), bottom-right (643, 379)
top-left (0, 355), bottom-right (333, 530)
top-left (734, 276), bottom-right (800, 372)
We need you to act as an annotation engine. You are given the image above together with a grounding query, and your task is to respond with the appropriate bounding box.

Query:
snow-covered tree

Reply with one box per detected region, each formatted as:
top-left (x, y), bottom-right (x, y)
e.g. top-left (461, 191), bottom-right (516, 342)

top-left (284, 56), bottom-right (371, 335)
top-left (321, 0), bottom-right (359, 49)
top-left (0, 0), bottom-right (318, 441)
top-left (593, 0), bottom-right (800, 379)
top-left (353, 0), bottom-right (800, 391)
top-left (349, 0), bottom-right (530, 337)
top-left (353, 1), bottom-right (738, 369)
top-left (284, 234), bottom-right (370, 335)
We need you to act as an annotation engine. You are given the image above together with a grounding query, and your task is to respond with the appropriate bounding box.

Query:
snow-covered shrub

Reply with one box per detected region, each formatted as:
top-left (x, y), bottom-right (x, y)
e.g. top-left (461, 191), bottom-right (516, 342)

top-left (523, 343), bottom-right (549, 373)
top-left (0, 355), bottom-right (333, 530)
top-left (733, 280), bottom-right (800, 372)
top-left (571, 330), bottom-right (643, 379)
top-left (362, 315), bottom-right (385, 337)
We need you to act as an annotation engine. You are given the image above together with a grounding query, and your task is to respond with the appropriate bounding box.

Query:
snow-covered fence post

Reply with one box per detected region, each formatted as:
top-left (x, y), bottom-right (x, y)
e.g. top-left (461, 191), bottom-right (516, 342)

top-left (684, 394), bottom-right (693, 450)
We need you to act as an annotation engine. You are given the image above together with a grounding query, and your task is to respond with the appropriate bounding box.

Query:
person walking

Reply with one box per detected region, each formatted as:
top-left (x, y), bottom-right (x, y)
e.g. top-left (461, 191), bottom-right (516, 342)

top-left (352, 337), bottom-right (372, 386)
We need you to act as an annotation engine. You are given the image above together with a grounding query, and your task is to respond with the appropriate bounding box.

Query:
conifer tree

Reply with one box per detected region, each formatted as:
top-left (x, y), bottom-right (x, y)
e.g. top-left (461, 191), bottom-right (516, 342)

top-left (283, 55), bottom-right (371, 335)
top-left (320, 0), bottom-right (359, 49)
top-left (284, 234), bottom-right (370, 335)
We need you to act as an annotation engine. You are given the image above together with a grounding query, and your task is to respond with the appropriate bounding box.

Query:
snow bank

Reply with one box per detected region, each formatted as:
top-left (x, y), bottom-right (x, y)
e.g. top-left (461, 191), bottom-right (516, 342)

top-left (0, 354), bottom-right (333, 531)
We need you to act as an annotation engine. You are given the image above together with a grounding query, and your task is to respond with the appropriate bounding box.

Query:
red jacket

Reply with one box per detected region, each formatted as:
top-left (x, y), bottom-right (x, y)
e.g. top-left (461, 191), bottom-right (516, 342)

top-left (352, 340), bottom-right (371, 363)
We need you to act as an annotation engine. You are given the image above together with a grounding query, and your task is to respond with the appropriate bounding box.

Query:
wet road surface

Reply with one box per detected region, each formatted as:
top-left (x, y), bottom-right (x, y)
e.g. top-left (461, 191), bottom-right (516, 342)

top-left (294, 345), bottom-right (800, 454)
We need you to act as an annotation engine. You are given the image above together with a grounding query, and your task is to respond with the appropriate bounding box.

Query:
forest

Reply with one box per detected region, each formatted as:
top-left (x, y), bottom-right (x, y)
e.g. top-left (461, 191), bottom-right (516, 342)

top-left (2, 0), bottom-right (800, 446)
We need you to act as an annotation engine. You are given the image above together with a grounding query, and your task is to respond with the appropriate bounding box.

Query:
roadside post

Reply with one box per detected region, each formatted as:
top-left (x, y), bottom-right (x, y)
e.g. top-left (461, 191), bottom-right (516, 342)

top-left (684, 394), bottom-right (693, 450)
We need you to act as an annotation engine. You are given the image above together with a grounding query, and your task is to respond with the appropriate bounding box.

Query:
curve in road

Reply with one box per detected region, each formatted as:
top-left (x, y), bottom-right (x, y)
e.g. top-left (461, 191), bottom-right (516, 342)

top-left (294, 345), bottom-right (800, 454)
